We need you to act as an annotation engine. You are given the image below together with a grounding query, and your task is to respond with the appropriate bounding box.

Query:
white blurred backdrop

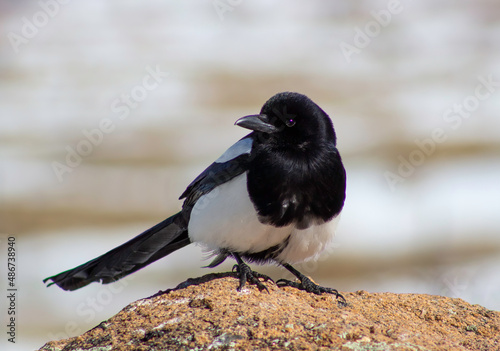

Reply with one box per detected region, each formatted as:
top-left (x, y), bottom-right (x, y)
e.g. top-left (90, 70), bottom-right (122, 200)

top-left (1, 1), bottom-right (499, 350)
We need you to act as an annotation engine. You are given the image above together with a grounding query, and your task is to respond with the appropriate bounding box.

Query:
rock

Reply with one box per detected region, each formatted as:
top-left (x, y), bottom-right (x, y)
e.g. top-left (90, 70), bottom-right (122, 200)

top-left (39, 273), bottom-right (499, 351)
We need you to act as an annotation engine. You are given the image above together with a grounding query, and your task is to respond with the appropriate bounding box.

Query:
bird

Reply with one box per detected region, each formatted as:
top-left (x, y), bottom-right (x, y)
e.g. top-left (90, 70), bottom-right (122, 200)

top-left (44, 92), bottom-right (347, 300)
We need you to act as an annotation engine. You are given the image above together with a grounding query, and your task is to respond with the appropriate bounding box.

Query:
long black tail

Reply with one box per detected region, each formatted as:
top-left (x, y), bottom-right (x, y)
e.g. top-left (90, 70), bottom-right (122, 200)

top-left (43, 212), bottom-right (191, 291)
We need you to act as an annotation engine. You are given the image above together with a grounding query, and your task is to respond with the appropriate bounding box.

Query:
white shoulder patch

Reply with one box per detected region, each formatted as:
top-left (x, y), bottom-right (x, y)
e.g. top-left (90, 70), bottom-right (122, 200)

top-left (215, 137), bottom-right (253, 164)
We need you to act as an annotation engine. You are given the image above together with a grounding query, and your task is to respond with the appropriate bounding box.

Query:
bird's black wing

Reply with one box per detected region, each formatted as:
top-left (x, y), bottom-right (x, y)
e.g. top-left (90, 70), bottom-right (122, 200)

top-left (179, 135), bottom-right (253, 210)
top-left (180, 153), bottom-right (250, 209)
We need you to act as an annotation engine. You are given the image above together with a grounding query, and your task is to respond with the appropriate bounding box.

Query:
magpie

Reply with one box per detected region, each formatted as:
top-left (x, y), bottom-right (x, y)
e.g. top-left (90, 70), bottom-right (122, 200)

top-left (44, 92), bottom-right (346, 300)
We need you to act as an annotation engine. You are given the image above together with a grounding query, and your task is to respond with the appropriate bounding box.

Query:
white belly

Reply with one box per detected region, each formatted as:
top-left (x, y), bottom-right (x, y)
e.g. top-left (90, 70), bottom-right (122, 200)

top-left (276, 215), bottom-right (340, 263)
top-left (188, 173), bottom-right (339, 263)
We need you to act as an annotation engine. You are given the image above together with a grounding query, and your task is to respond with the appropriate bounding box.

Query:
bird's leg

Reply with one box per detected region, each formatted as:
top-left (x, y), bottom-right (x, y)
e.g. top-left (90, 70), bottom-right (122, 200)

top-left (232, 253), bottom-right (273, 293)
top-left (277, 263), bottom-right (346, 303)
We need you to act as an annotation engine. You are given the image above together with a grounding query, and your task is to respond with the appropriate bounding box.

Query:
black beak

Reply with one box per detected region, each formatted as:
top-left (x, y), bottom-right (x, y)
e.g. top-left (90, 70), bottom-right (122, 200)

top-left (235, 114), bottom-right (280, 133)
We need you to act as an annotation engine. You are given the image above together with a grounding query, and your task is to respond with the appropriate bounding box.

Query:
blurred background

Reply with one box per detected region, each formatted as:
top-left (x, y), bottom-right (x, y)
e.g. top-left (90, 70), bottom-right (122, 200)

top-left (1, 0), bottom-right (499, 349)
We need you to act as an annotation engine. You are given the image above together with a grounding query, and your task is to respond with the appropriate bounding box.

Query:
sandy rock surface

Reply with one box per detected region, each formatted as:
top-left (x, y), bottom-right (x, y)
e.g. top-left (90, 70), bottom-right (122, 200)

top-left (39, 273), bottom-right (499, 351)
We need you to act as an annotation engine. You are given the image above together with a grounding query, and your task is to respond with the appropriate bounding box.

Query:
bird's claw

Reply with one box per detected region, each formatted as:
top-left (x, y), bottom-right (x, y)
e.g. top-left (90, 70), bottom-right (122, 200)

top-left (276, 277), bottom-right (346, 305)
top-left (232, 264), bottom-right (273, 293)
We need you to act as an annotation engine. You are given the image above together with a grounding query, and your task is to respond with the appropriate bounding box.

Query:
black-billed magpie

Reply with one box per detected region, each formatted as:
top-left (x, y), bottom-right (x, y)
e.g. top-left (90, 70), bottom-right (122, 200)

top-left (44, 92), bottom-right (346, 300)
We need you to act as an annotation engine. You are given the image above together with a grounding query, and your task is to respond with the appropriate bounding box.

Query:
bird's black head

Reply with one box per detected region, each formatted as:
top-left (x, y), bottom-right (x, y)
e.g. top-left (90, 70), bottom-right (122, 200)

top-left (235, 92), bottom-right (337, 148)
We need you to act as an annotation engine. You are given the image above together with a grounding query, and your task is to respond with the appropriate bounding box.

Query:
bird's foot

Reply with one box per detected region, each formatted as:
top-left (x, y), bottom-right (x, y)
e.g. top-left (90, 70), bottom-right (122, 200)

top-left (277, 276), bottom-right (346, 304)
top-left (232, 263), bottom-right (273, 293)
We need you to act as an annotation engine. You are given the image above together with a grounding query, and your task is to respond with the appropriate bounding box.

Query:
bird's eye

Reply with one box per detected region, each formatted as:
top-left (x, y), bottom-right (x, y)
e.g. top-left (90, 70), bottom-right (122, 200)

top-left (286, 119), bottom-right (296, 127)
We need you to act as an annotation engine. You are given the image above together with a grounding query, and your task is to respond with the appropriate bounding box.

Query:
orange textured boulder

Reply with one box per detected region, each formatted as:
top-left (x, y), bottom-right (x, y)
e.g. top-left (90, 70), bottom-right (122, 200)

top-left (39, 273), bottom-right (499, 351)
